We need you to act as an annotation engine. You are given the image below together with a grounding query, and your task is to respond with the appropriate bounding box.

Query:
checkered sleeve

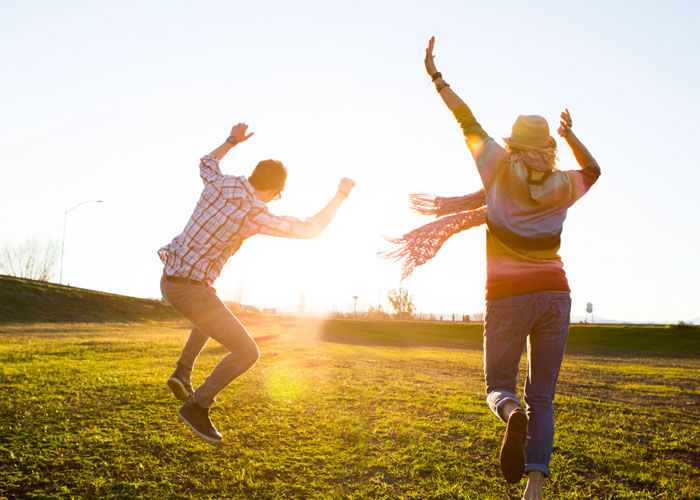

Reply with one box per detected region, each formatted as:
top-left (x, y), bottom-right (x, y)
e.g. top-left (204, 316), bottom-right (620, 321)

top-left (199, 155), bottom-right (223, 185)
top-left (249, 207), bottom-right (322, 239)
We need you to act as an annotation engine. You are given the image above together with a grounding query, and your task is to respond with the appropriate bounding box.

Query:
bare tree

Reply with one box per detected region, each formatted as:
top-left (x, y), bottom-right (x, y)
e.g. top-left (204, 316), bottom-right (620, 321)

top-left (387, 287), bottom-right (416, 320)
top-left (226, 281), bottom-right (246, 312)
top-left (1, 238), bottom-right (58, 282)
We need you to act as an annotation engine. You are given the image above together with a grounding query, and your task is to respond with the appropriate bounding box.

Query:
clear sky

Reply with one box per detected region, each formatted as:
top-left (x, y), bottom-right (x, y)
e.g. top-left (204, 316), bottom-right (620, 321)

top-left (2, 0), bottom-right (699, 323)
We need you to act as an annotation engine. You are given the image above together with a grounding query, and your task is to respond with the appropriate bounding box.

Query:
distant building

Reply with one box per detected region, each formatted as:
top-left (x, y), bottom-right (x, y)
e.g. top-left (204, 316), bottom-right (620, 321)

top-left (262, 308), bottom-right (277, 315)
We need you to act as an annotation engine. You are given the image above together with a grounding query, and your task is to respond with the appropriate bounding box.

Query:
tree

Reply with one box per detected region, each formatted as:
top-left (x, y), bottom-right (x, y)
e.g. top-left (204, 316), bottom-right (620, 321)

top-left (227, 281), bottom-right (246, 312)
top-left (1, 238), bottom-right (58, 282)
top-left (366, 305), bottom-right (389, 320)
top-left (387, 287), bottom-right (415, 320)
top-left (471, 312), bottom-right (485, 322)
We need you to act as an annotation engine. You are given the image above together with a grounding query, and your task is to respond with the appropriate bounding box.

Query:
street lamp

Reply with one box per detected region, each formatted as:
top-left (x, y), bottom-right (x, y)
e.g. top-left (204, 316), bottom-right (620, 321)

top-left (60, 200), bottom-right (102, 285)
top-left (353, 296), bottom-right (359, 320)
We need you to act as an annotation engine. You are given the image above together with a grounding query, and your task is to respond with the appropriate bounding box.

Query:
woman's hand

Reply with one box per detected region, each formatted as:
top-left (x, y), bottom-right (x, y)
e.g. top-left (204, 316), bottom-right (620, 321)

top-left (425, 36), bottom-right (438, 78)
top-left (557, 109), bottom-right (573, 137)
top-left (557, 109), bottom-right (597, 168)
top-left (424, 35), bottom-right (465, 113)
top-left (229, 122), bottom-right (254, 144)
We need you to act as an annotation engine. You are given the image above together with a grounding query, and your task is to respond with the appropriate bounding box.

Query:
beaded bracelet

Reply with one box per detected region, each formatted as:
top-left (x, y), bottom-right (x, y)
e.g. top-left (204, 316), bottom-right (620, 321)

top-left (431, 72), bottom-right (442, 82)
top-left (436, 81), bottom-right (450, 93)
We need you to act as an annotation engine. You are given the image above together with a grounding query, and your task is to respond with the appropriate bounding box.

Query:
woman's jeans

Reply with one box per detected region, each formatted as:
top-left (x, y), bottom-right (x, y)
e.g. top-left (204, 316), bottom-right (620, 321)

top-left (483, 291), bottom-right (571, 476)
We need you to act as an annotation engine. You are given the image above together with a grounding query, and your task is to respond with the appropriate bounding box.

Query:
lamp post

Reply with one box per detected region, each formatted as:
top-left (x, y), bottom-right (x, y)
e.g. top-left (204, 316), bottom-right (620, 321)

top-left (353, 296), bottom-right (358, 320)
top-left (60, 200), bottom-right (102, 285)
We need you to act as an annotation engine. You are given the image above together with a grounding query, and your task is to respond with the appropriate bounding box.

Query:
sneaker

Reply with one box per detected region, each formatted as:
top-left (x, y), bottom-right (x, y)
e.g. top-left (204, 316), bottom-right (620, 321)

top-left (167, 366), bottom-right (194, 402)
top-left (500, 407), bottom-right (528, 483)
top-left (178, 400), bottom-right (222, 444)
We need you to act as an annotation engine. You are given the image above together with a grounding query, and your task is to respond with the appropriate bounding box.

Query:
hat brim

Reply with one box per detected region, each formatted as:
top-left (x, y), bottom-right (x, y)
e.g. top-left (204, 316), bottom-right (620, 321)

top-left (503, 136), bottom-right (557, 153)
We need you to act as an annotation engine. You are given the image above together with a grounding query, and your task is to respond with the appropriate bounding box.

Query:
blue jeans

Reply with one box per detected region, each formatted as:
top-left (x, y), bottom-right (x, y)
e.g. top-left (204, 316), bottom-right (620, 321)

top-left (483, 291), bottom-right (571, 476)
top-left (161, 275), bottom-right (260, 408)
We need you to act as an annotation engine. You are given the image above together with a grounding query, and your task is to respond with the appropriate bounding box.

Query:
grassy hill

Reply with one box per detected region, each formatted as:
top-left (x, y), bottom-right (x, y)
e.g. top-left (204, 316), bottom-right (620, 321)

top-left (0, 275), bottom-right (180, 323)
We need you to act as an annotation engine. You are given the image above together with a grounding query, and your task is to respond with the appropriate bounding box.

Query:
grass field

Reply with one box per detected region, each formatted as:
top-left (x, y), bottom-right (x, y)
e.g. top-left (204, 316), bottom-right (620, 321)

top-left (1, 318), bottom-right (699, 499)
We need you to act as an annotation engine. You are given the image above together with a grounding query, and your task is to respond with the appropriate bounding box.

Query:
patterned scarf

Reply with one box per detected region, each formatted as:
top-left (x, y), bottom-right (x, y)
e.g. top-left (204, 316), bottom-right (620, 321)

top-left (381, 151), bottom-right (555, 280)
top-left (380, 190), bottom-right (487, 281)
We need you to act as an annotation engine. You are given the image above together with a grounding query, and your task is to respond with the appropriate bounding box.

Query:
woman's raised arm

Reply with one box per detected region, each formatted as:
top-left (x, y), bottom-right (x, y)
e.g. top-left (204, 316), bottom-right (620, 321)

top-left (425, 36), bottom-right (466, 113)
top-left (425, 37), bottom-right (491, 157)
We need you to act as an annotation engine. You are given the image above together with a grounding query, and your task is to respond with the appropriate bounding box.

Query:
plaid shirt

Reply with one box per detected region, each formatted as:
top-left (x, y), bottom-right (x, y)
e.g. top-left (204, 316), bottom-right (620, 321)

top-left (159, 155), bottom-right (321, 285)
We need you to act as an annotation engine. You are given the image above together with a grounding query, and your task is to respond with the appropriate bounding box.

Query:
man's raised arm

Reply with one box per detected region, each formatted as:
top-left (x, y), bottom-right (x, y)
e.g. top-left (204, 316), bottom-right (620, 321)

top-left (209, 122), bottom-right (255, 161)
top-left (310, 178), bottom-right (356, 231)
top-left (200, 123), bottom-right (256, 185)
top-left (250, 178), bottom-right (356, 239)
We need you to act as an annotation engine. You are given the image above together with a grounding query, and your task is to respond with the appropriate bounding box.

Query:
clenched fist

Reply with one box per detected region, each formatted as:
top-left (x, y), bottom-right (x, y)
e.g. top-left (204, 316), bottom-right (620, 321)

top-left (338, 178), bottom-right (356, 196)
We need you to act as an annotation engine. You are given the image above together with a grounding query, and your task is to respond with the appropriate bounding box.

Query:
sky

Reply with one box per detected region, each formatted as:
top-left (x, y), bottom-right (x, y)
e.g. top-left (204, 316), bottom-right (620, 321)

top-left (1, 0), bottom-right (699, 323)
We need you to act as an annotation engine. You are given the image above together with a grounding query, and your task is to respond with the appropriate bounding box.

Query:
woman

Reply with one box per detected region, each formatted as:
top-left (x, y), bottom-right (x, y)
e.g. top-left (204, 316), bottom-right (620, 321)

top-left (419, 37), bottom-right (601, 499)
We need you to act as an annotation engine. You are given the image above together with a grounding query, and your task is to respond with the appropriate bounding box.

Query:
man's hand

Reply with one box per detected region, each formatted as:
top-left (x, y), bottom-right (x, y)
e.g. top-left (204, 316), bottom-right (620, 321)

top-left (425, 36), bottom-right (438, 77)
top-left (229, 123), bottom-right (254, 144)
top-left (311, 178), bottom-right (356, 230)
top-left (557, 109), bottom-right (573, 137)
top-left (210, 123), bottom-right (254, 160)
top-left (338, 178), bottom-right (355, 196)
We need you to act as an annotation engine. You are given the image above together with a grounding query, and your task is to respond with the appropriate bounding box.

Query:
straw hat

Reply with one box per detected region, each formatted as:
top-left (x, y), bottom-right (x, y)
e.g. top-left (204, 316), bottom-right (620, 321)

top-left (503, 115), bottom-right (556, 152)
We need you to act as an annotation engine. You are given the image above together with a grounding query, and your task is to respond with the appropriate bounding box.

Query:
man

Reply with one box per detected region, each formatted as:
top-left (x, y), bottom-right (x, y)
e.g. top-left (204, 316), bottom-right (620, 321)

top-left (158, 122), bottom-right (355, 443)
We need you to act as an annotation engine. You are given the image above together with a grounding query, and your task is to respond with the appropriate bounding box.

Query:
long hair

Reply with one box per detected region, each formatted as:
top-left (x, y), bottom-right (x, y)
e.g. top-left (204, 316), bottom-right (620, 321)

top-left (505, 145), bottom-right (558, 172)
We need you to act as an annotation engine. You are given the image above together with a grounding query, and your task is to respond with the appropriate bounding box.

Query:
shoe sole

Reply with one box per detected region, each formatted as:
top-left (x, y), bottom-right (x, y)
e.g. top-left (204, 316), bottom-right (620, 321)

top-left (167, 377), bottom-right (192, 402)
top-left (500, 410), bottom-right (528, 484)
top-left (177, 408), bottom-right (223, 444)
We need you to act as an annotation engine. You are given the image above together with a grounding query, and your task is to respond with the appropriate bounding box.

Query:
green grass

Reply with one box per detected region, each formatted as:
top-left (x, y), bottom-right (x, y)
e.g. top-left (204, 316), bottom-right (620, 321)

top-left (0, 275), bottom-right (180, 323)
top-left (1, 319), bottom-right (699, 499)
top-left (322, 319), bottom-right (700, 357)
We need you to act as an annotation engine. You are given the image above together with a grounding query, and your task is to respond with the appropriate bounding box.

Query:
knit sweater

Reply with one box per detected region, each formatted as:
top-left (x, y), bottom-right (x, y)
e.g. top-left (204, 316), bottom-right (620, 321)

top-left (453, 104), bottom-right (601, 300)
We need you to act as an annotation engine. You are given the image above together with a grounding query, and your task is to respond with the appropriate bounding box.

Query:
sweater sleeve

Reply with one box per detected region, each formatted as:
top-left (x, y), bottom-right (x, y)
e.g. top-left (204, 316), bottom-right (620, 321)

top-left (565, 160), bottom-right (601, 203)
top-left (453, 104), bottom-right (508, 192)
top-left (453, 103), bottom-right (488, 142)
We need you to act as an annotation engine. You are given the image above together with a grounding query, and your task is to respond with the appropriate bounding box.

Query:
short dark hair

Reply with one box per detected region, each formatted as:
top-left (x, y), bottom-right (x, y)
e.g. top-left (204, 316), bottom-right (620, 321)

top-left (248, 160), bottom-right (287, 191)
